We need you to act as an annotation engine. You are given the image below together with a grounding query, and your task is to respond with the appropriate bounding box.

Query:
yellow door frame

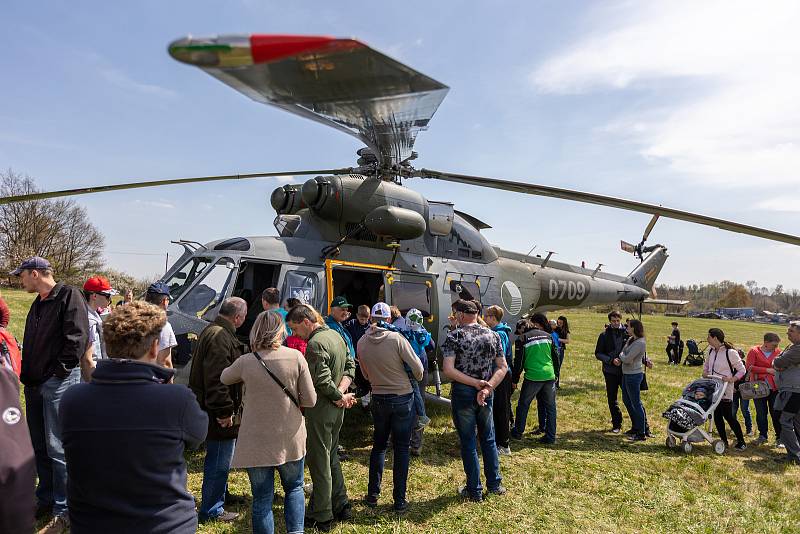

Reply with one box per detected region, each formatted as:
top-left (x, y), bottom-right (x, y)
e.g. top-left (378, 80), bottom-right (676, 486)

top-left (324, 259), bottom-right (398, 311)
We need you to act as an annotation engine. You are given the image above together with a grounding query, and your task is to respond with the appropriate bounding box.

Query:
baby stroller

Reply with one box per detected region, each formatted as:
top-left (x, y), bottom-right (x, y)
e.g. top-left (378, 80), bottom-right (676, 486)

top-left (682, 339), bottom-right (705, 366)
top-left (662, 377), bottom-right (727, 454)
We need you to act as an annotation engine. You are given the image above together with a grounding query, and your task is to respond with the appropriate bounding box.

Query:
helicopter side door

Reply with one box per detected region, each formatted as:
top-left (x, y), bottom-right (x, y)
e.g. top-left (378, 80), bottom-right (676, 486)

top-left (278, 264), bottom-right (326, 312)
top-left (384, 272), bottom-right (438, 336)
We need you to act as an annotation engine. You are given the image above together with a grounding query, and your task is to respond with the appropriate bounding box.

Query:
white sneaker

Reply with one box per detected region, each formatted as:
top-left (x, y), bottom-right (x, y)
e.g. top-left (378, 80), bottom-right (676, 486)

top-left (776, 440), bottom-right (786, 449)
top-left (497, 446), bottom-right (511, 456)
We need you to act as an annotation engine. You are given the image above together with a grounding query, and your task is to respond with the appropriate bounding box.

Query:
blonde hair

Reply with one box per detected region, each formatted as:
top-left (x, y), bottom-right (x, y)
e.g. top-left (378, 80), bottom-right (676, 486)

top-left (104, 301), bottom-right (166, 359)
top-left (250, 311), bottom-right (287, 351)
top-left (485, 305), bottom-right (504, 322)
top-left (390, 305), bottom-right (402, 321)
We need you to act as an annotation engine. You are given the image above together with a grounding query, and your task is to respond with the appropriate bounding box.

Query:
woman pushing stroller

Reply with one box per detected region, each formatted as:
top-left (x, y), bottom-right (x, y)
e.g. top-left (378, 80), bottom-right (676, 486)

top-left (702, 328), bottom-right (748, 451)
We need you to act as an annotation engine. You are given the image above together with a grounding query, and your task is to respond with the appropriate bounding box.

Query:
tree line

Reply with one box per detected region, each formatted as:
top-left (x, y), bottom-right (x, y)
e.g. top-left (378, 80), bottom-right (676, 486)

top-left (1, 169), bottom-right (143, 290)
top-left (654, 280), bottom-right (800, 314)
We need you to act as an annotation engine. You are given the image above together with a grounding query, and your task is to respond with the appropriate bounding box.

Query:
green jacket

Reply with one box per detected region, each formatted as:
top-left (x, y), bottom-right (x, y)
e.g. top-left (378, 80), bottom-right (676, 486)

top-left (189, 316), bottom-right (246, 440)
top-left (304, 325), bottom-right (355, 418)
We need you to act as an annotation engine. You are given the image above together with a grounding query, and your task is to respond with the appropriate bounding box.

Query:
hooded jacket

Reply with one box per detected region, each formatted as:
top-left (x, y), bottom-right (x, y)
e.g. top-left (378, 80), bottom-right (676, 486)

top-left (492, 322), bottom-right (513, 373)
top-left (61, 359), bottom-right (207, 534)
top-left (356, 324), bottom-right (423, 395)
top-left (325, 315), bottom-right (355, 359)
top-left (21, 282), bottom-right (89, 386)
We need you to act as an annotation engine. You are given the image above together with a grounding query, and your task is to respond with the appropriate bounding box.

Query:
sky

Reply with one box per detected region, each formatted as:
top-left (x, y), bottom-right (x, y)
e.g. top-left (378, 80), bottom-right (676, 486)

top-left (2, 1), bottom-right (798, 289)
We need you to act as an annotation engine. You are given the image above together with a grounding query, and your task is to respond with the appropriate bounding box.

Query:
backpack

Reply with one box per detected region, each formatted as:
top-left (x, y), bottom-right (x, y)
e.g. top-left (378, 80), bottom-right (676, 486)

top-left (0, 330), bottom-right (22, 377)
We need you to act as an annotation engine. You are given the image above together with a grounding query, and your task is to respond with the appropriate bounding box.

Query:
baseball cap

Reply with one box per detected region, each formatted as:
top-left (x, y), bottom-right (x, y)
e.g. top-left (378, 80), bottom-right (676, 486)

top-left (147, 281), bottom-right (171, 296)
top-left (330, 295), bottom-right (352, 309)
top-left (371, 302), bottom-right (391, 319)
top-left (406, 308), bottom-right (424, 326)
top-left (83, 276), bottom-right (117, 296)
top-left (452, 299), bottom-right (478, 314)
top-left (9, 256), bottom-right (51, 276)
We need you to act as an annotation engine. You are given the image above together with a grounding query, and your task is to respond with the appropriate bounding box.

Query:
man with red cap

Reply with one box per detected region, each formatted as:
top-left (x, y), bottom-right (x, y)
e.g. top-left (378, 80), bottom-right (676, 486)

top-left (82, 276), bottom-right (116, 373)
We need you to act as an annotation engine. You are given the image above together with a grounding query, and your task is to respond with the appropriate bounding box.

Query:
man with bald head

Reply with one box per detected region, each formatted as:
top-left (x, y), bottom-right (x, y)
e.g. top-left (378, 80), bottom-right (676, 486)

top-left (189, 297), bottom-right (248, 523)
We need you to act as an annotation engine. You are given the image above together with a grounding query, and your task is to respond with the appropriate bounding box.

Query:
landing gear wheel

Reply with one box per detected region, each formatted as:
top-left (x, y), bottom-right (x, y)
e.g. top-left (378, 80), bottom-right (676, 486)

top-left (712, 439), bottom-right (726, 455)
top-left (665, 435), bottom-right (677, 449)
top-left (683, 442), bottom-right (693, 454)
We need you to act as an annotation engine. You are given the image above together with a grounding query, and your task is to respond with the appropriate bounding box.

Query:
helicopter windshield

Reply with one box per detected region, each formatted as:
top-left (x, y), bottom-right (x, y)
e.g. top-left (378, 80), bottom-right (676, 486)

top-left (164, 257), bottom-right (214, 300)
top-left (177, 257), bottom-right (235, 320)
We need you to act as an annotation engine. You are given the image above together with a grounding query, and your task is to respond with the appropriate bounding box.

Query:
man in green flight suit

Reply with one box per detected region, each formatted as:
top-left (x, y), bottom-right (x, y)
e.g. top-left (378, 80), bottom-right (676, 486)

top-left (286, 304), bottom-right (356, 532)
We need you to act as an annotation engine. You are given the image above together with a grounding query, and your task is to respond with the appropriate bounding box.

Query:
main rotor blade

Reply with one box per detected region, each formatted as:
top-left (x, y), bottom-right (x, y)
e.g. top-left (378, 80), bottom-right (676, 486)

top-left (416, 169), bottom-right (800, 247)
top-left (0, 168), bottom-right (356, 205)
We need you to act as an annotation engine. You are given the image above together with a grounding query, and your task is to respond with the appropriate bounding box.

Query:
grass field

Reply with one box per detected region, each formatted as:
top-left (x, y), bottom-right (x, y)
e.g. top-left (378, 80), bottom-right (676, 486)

top-left (4, 288), bottom-right (800, 533)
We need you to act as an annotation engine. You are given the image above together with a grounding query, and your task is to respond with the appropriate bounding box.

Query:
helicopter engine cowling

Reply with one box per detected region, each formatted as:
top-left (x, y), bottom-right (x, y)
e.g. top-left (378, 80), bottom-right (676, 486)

top-left (270, 184), bottom-right (304, 215)
top-left (364, 206), bottom-right (426, 240)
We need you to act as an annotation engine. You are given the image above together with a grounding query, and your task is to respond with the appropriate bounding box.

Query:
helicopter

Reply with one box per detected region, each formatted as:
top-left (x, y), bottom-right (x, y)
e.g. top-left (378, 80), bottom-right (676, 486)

top-left (4, 34), bottom-right (799, 394)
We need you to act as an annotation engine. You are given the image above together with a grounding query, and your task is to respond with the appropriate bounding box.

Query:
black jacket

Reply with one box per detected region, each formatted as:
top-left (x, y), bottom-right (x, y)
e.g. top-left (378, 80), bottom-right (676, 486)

top-left (61, 359), bottom-right (207, 534)
top-left (189, 316), bottom-right (245, 441)
top-left (21, 282), bottom-right (89, 386)
top-left (0, 366), bottom-right (35, 533)
top-left (594, 326), bottom-right (630, 375)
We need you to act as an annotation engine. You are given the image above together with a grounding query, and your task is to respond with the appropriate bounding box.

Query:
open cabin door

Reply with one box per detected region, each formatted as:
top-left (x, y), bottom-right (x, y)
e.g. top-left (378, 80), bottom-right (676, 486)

top-left (324, 259), bottom-right (394, 315)
top-left (384, 271), bottom-right (439, 340)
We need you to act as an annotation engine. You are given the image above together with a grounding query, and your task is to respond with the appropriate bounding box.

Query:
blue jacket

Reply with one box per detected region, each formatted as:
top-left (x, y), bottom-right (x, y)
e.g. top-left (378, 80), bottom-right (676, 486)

top-left (492, 322), bottom-right (514, 372)
top-left (61, 359), bottom-right (208, 534)
top-left (325, 315), bottom-right (355, 359)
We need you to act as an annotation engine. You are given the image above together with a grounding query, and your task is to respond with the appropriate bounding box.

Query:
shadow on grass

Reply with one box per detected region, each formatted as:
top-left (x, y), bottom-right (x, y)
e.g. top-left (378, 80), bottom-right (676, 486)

top-left (344, 492), bottom-right (462, 527)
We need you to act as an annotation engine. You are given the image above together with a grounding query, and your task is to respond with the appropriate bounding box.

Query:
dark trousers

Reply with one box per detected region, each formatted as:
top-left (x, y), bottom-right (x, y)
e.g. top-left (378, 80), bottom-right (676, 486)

top-left (410, 368), bottom-right (428, 451)
top-left (603, 371), bottom-right (624, 429)
top-left (666, 344), bottom-right (681, 364)
top-left (368, 393), bottom-right (413, 506)
top-left (492, 373), bottom-right (513, 448)
top-left (754, 390), bottom-right (782, 440)
top-left (713, 399), bottom-right (745, 445)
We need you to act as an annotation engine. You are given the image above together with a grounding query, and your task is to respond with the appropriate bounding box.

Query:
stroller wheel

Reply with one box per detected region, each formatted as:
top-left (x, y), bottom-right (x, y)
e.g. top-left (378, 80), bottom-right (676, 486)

top-left (665, 435), bottom-right (677, 449)
top-left (712, 439), bottom-right (726, 455)
top-left (683, 442), bottom-right (693, 454)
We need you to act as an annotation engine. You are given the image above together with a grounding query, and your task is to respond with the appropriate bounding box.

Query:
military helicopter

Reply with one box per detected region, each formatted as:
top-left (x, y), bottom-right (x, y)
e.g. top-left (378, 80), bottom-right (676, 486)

top-left (4, 34), bottom-right (799, 391)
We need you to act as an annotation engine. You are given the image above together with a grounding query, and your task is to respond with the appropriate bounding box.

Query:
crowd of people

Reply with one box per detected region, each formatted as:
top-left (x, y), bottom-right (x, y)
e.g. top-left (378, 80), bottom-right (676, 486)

top-left (1, 255), bottom-right (800, 534)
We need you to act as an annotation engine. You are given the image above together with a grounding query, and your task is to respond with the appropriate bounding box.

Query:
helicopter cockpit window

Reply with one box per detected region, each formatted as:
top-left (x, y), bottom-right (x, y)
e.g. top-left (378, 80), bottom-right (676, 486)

top-left (177, 258), bottom-right (235, 319)
top-left (449, 279), bottom-right (482, 306)
top-left (164, 257), bottom-right (213, 300)
top-left (274, 215), bottom-right (302, 238)
top-left (390, 280), bottom-right (431, 317)
top-left (283, 271), bottom-right (319, 309)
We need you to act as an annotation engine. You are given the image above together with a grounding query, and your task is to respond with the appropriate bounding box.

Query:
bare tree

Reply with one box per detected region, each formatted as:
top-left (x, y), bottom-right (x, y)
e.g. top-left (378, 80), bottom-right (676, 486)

top-left (1, 169), bottom-right (104, 284)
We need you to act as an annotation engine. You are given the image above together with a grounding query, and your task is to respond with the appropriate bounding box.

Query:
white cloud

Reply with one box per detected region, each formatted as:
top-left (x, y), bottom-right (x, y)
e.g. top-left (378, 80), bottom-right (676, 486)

top-left (132, 199), bottom-right (175, 209)
top-left (531, 1), bottom-right (800, 187)
top-left (100, 68), bottom-right (177, 98)
top-left (755, 198), bottom-right (800, 213)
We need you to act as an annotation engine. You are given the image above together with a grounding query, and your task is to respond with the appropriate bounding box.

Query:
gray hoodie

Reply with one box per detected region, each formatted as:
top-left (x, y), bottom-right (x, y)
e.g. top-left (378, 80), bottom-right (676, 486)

top-left (356, 324), bottom-right (423, 395)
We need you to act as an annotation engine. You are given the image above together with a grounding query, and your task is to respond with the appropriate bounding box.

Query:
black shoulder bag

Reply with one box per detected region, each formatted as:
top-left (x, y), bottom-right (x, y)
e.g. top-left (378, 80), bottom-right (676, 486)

top-left (253, 352), bottom-right (300, 408)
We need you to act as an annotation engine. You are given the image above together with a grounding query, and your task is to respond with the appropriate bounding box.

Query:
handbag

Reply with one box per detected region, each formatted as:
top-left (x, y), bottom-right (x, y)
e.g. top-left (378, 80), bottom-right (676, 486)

top-left (253, 351), bottom-right (300, 409)
top-left (737, 365), bottom-right (771, 400)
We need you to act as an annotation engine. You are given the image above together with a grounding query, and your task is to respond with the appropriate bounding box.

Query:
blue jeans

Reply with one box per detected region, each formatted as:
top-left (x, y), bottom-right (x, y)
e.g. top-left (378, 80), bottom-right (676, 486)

top-left (24, 367), bottom-right (81, 516)
top-left (247, 458), bottom-right (305, 534)
top-left (733, 391), bottom-right (753, 433)
top-left (199, 439), bottom-right (236, 520)
top-left (621, 373), bottom-right (646, 436)
top-left (368, 393), bottom-right (414, 505)
top-left (451, 382), bottom-right (502, 496)
top-left (754, 391), bottom-right (781, 440)
top-left (513, 379), bottom-right (557, 442)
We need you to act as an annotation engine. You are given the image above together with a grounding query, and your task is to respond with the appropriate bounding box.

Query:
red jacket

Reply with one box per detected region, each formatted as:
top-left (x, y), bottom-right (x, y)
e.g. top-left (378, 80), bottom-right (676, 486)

top-left (745, 345), bottom-right (782, 390)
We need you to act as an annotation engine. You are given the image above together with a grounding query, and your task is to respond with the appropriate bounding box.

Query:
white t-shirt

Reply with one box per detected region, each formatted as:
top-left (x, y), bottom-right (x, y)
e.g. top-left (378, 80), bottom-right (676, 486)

top-left (159, 321), bottom-right (178, 352)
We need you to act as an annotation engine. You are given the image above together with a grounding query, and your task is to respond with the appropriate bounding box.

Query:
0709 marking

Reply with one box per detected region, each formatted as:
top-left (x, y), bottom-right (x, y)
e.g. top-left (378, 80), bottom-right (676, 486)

top-left (548, 279), bottom-right (586, 301)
